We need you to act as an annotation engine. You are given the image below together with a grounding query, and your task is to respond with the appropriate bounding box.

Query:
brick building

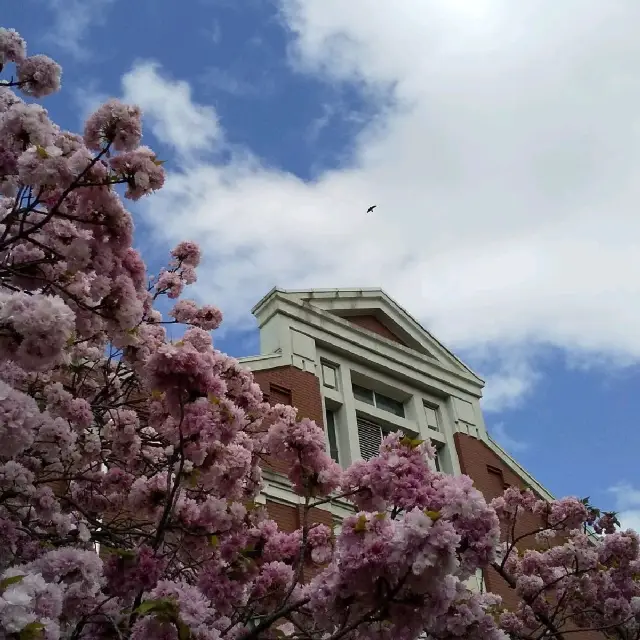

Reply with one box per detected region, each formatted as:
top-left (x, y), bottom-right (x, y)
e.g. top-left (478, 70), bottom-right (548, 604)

top-left (239, 287), bottom-right (558, 600)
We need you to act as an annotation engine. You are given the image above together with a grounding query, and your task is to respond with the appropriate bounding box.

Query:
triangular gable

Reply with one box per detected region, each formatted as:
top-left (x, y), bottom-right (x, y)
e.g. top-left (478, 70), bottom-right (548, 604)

top-left (336, 313), bottom-right (408, 347)
top-left (272, 288), bottom-right (482, 383)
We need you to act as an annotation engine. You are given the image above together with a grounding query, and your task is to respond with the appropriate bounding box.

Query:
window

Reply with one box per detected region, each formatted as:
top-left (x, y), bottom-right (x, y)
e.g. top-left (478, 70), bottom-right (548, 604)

top-left (352, 384), bottom-right (374, 405)
top-left (325, 409), bottom-right (340, 464)
top-left (375, 393), bottom-right (405, 417)
top-left (357, 417), bottom-right (416, 461)
top-left (268, 384), bottom-right (292, 406)
top-left (321, 362), bottom-right (338, 389)
top-left (431, 442), bottom-right (446, 473)
top-left (424, 403), bottom-right (440, 431)
top-left (434, 447), bottom-right (441, 472)
top-left (357, 417), bottom-right (385, 460)
top-left (352, 384), bottom-right (405, 418)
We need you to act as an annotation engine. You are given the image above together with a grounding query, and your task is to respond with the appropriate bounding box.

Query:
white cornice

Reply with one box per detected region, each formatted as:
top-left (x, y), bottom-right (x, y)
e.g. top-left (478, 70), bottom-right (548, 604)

top-left (253, 294), bottom-right (484, 399)
top-left (260, 470), bottom-right (355, 520)
top-left (253, 288), bottom-right (484, 384)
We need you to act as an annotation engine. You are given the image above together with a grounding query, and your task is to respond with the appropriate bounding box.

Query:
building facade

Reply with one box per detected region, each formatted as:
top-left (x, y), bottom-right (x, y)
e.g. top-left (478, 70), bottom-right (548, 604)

top-left (238, 287), bottom-right (556, 601)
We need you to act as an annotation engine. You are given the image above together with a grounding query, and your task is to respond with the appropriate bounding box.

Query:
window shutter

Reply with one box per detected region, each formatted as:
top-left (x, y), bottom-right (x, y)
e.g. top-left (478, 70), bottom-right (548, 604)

top-left (357, 418), bottom-right (382, 460)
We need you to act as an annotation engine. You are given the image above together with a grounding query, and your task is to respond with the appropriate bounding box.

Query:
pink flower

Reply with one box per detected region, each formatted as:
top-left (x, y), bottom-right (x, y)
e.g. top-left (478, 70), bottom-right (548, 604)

top-left (131, 580), bottom-right (220, 640)
top-left (0, 291), bottom-right (75, 371)
top-left (17, 144), bottom-right (73, 189)
top-left (0, 381), bottom-right (39, 458)
top-left (103, 409), bottom-right (141, 462)
top-left (109, 146), bottom-right (165, 199)
top-left (83, 99), bottom-right (142, 152)
top-left (0, 102), bottom-right (58, 149)
top-left (170, 300), bottom-right (223, 331)
top-left (308, 524), bottom-right (333, 564)
top-left (16, 55), bottom-right (61, 98)
top-left (0, 569), bottom-right (63, 636)
top-left (250, 562), bottom-right (294, 613)
top-left (156, 270), bottom-right (184, 299)
top-left (104, 545), bottom-right (165, 597)
top-left (0, 28), bottom-right (26, 64)
top-left (172, 241), bottom-right (201, 268)
top-left (267, 415), bottom-right (341, 496)
top-left (182, 327), bottom-right (213, 352)
top-left (342, 431), bottom-right (437, 512)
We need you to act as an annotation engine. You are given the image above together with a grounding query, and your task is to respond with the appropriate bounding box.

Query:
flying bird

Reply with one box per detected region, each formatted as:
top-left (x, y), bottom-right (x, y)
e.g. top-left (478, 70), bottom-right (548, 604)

top-left (366, 205), bottom-right (377, 213)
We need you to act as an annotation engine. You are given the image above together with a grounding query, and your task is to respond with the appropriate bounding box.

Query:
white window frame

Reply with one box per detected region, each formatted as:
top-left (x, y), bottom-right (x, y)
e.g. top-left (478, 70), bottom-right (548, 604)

top-left (352, 384), bottom-right (405, 418)
top-left (321, 361), bottom-right (338, 389)
top-left (325, 407), bottom-right (340, 464)
top-left (424, 402), bottom-right (441, 431)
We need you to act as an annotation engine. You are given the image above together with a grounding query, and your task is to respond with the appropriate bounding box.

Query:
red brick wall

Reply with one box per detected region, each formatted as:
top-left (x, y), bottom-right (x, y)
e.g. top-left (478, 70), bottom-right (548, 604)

top-left (252, 366), bottom-right (325, 476)
top-left (454, 432), bottom-right (545, 609)
top-left (455, 434), bottom-right (602, 640)
top-left (265, 500), bottom-right (300, 532)
top-left (252, 366), bottom-right (334, 581)
top-left (344, 314), bottom-right (406, 346)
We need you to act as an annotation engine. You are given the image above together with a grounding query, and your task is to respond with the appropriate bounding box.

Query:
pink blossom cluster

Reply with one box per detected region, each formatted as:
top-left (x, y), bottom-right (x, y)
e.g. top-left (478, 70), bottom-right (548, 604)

top-left (491, 487), bottom-right (640, 637)
top-left (266, 412), bottom-right (342, 496)
top-left (0, 291), bottom-right (75, 370)
top-left (0, 28), bottom-right (60, 96)
top-left (170, 299), bottom-right (223, 330)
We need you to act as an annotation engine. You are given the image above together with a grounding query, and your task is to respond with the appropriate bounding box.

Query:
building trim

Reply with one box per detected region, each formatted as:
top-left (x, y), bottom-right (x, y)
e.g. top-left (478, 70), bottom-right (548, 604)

top-left (253, 288), bottom-right (484, 385)
top-left (486, 436), bottom-right (555, 501)
top-left (251, 300), bottom-right (484, 399)
top-left (260, 470), bottom-right (355, 520)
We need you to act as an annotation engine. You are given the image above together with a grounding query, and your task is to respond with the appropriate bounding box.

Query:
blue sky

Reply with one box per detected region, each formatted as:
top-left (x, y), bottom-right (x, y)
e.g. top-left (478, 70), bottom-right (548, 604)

top-left (5, 0), bottom-right (640, 527)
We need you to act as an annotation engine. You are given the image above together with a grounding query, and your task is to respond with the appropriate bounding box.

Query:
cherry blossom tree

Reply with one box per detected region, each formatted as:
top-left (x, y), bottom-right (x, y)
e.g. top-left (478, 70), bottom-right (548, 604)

top-left (0, 26), bottom-right (638, 640)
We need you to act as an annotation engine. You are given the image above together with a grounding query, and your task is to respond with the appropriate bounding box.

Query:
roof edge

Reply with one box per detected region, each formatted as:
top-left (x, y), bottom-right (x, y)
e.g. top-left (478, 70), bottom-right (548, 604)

top-left (251, 287), bottom-right (484, 385)
top-left (486, 435), bottom-right (555, 501)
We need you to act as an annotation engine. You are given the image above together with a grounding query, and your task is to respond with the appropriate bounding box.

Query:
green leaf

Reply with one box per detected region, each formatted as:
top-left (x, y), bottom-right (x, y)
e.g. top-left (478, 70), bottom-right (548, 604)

top-left (177, 621), bottom-right (191, 640)
top-left (208, 393), bottom-right (220, 405)
top-left (424, 509), bottom-right (441, 522)
top-left (354, 514), bottom-right (368, 533)
top-left (35, 146), bottom-right (49, 159)
top-left (374, 512), bottom-right (387, 521)
top-left (240, 543), bottom-right (257, 558)
top-left (135, 598), bottom-right (179, 618)
top-left (153, 159), bottom-right (167, 166)
top-left (20, 622), bottom-right (45, 640)
top-left (0, 574), bottom-right (24, 591)
top-left (399, 436), bottom-right (425, 450)
top-left (102, 547), bottom-right (136, 559)
top-left (188, 469), bottom-right (201, 488)
top-left (208, 535), bottom-right (219, 548)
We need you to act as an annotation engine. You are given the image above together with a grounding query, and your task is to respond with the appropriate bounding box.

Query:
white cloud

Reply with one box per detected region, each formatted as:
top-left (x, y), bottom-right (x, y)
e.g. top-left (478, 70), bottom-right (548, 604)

top-left (609, 484), bottom-right (640, 533)
top-left (126, 1), bottom-right (640, 408)
top-left (41, 0), bottom-right (116, 59)
top-left (74, 84), bottom-right (109, 124)
top-left (490, 422), bottom-right (529, 453)
top-left (121, 62), bottom-right (221, 158)
top-left (475, 351), bottom-right (540, 412)
top-left (208, 21), bottom-right (222, 45)
top-left (198, 67), bottom-right (272, 98)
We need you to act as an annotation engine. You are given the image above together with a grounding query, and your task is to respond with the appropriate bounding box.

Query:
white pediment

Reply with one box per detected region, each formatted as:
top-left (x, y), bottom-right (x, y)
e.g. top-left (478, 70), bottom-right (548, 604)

top-left (252, 287), bottom-right (483, 385)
